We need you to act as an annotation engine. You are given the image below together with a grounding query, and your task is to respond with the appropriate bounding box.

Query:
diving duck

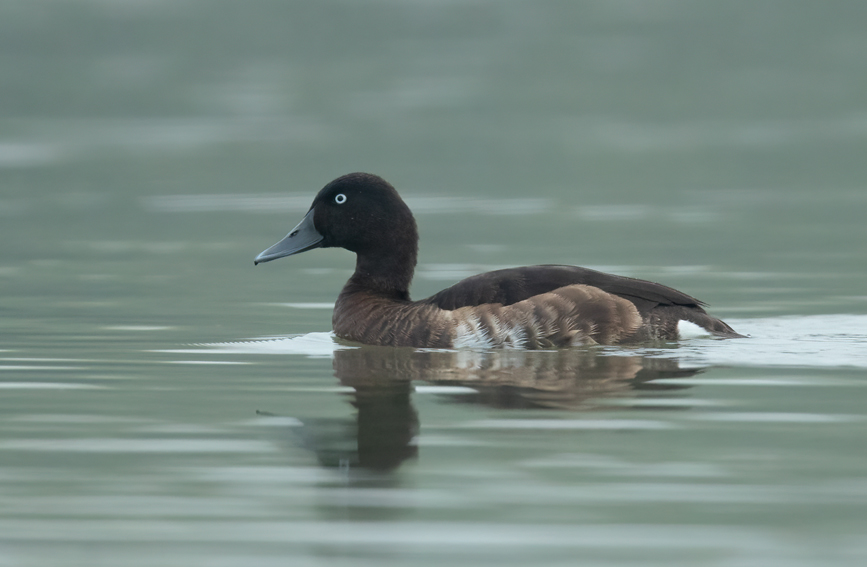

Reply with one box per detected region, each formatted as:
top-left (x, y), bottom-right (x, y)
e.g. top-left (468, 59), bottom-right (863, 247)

top-left (255, 173), bottom-right (742, 348)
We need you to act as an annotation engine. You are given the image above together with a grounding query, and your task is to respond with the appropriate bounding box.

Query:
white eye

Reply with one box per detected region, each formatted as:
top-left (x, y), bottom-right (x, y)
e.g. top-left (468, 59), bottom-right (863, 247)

top-left (334, 193), bottom-right (347, 204)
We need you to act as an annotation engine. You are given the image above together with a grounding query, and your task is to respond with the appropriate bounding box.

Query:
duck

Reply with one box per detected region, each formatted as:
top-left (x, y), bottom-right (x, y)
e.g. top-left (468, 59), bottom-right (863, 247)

top-left (255, 172), bottom-right (743, 348)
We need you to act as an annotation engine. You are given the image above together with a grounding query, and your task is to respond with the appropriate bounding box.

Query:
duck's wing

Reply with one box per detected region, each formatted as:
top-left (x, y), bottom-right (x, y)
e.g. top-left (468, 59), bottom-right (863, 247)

top-left (421, 264), bottom-right (705, 313)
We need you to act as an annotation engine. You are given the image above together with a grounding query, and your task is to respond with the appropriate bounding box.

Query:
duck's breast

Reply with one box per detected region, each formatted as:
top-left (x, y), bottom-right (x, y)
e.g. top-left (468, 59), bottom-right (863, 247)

top-left (333, 293), bottom-right (454, 348)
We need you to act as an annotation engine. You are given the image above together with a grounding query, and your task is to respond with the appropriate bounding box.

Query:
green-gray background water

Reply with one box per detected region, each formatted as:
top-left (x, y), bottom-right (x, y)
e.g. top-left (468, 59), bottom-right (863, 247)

top-left (3, 2), bottom-right (867, 565)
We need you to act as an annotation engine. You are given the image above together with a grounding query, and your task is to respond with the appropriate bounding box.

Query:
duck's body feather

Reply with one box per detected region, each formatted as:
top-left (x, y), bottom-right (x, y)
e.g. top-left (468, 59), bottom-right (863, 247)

top-left (255, 173), bottom-right (743, 348)
top-left (334, 282), bottom-right (646, 349)
top-left (422, 264), bottom-right (742, 343)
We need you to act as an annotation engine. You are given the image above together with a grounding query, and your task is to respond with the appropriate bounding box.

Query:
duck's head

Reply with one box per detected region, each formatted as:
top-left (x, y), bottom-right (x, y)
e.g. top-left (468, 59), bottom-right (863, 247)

top-left (255, 172), bottom-right (418, 267)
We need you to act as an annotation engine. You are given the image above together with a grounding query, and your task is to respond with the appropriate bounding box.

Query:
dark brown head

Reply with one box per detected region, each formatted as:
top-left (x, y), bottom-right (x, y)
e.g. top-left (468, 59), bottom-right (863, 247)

top-left (310, 173), bottom-right (417, 255)
top-left (255, 173), bottom-right (419, 295)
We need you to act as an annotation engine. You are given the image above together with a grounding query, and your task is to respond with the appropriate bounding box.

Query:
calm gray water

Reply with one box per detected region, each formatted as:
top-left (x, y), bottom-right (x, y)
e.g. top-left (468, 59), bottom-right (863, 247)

top-left (3, 2), bottom-right (867, 566)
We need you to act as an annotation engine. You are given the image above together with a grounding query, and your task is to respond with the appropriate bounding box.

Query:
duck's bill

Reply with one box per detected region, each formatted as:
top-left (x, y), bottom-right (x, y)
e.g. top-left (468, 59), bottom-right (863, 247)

top-left (254, 209), bottom-right (324, 265)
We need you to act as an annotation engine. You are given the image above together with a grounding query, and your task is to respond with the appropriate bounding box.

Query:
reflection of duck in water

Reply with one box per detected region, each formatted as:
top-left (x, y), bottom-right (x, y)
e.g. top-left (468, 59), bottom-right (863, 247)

top-left (335, 347), bottom-right (700, 410)
top-left (269, 378), bottom-right (417, 474)
top-left (255, 173), bottom-right (743, 347)
top-left (283, 348), bottom-right (702, 473)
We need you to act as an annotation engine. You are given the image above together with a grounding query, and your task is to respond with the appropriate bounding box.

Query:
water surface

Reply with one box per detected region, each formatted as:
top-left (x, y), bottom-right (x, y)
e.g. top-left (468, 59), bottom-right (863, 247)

top-left (2, 1), bottom-right (867, 566)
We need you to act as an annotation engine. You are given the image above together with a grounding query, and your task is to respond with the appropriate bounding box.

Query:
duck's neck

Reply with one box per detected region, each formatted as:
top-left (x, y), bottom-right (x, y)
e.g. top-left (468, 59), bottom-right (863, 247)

top-left (343, 247), bottom-right (416, 302)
